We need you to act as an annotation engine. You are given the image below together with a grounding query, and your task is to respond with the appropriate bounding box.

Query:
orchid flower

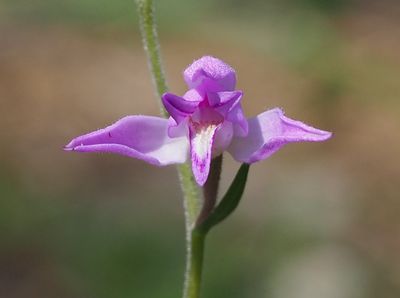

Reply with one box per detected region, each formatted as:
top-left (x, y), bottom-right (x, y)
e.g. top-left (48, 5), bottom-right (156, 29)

top-left (65, 56), bottom-right (331, 186)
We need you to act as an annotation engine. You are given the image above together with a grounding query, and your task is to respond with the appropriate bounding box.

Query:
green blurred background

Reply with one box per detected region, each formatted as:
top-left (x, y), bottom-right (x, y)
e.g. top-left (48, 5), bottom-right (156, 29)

top-left (1, 0), bottom-right (399, 297)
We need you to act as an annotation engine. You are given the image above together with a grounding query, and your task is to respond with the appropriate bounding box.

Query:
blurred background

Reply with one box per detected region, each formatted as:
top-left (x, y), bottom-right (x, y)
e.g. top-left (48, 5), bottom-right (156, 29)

top-left (1, 0), bottom-right (399, 297)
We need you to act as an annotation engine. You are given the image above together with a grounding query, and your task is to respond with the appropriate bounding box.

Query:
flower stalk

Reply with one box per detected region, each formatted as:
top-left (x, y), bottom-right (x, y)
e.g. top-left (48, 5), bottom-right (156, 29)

top-left (135, 1), bottom-right (203, 297)
top-left (183, 229), bottom-right (206, 298)
top-left (135, 0), bottom-right (200, 226)
top-left (135, 0), bottom-right (168, 117)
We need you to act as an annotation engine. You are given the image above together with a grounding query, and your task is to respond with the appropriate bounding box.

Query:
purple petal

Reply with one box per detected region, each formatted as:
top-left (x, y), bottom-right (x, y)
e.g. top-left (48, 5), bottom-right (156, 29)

top-left (162, 93), bottom-right (200, 123)
top-left (182, 89), bottom-right (204, 102)
top-left (210, 91), bottom-right (248, 137)
top-left (65, 116), bottom-right (189, 166)
top-left (184, 56), bottom-right (236, 92)
top-left (213, 121), bottom-right (234, 156)
top-left (228, 108), bottom-right (332, 163)
top-left (167, 117), bottom-right (189, 138)
top-left (208, 90), bottom-right (242, 108)
top-left (226, 102), bottom-right (248, 137)
top-left (190, 106), bottom-right (224, 125)
top-left (190, 123), bottom-right (219, 186)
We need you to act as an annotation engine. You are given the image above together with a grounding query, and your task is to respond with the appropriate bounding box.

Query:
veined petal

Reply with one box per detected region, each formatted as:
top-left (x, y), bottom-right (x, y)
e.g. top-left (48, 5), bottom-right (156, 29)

top-left (65, 116), bottom-right (189, 166)
top-left (162, 93), bottom-right (200, 123)
top-left (184, 56), bottom-right (236, 92)
top-left (190, 122), bottom-right (219, 186)
top-left (228, 108), bottom-right (332, 163)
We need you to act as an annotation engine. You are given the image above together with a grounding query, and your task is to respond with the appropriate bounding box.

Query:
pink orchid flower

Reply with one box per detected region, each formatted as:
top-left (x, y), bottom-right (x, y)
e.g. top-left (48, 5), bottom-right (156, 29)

top-left (65, 56), bottom-right (331, 185)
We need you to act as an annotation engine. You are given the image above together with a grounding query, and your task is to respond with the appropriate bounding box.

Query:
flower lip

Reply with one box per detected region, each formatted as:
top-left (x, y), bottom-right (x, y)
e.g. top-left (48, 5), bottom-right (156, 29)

top-left (189, 121), bottom-right (219, 186)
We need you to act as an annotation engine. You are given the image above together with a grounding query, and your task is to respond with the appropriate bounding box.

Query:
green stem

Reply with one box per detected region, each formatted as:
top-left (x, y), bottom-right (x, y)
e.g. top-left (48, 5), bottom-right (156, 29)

top-left (135, 0), bottom-right (168, 117)
top-left (184, 229), bottom-right (206, 298)
top-left (178, 163), bottom-right (201, 225)
top-left (135, 1), bottom-right (202, 297)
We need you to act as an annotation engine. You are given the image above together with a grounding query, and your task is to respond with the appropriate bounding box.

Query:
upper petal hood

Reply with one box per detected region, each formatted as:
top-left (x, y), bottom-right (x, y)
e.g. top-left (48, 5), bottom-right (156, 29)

top-left (65, 116), bottom-right (189, 166)
top-left (184, 56), bottom-right (236, 92)
top-left (228, 108), bottom-right (332, 163)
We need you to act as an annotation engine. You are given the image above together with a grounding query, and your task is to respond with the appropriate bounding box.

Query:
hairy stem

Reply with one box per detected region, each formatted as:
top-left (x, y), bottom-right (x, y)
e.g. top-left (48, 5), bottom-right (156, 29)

top-left (135, 1), bottom-right (202, 298)
top-left (135, 0), bottom-right (168, 117)
top-left (183, 229), bottom-right (206, 298)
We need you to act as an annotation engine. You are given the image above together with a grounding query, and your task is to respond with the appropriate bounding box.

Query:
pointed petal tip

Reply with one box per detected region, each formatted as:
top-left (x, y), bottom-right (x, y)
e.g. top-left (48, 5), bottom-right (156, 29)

top-left (305, 126), bottom-right (333, 141)
top-left (320, 130), bottom-right (333, 141)
top-left (63, 140), bottom-right (75, 151)
top-left (64, 138), bottom-right (85, 152)
top-left (294, 128), bottom-right (333, 142)
top-left (276, 108), bottom-right (333, 142)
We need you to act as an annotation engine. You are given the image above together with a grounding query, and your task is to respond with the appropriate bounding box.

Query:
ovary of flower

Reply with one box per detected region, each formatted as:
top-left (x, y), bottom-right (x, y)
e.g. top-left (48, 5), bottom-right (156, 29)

top-left (65, 56), bottom-right (332, 186)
